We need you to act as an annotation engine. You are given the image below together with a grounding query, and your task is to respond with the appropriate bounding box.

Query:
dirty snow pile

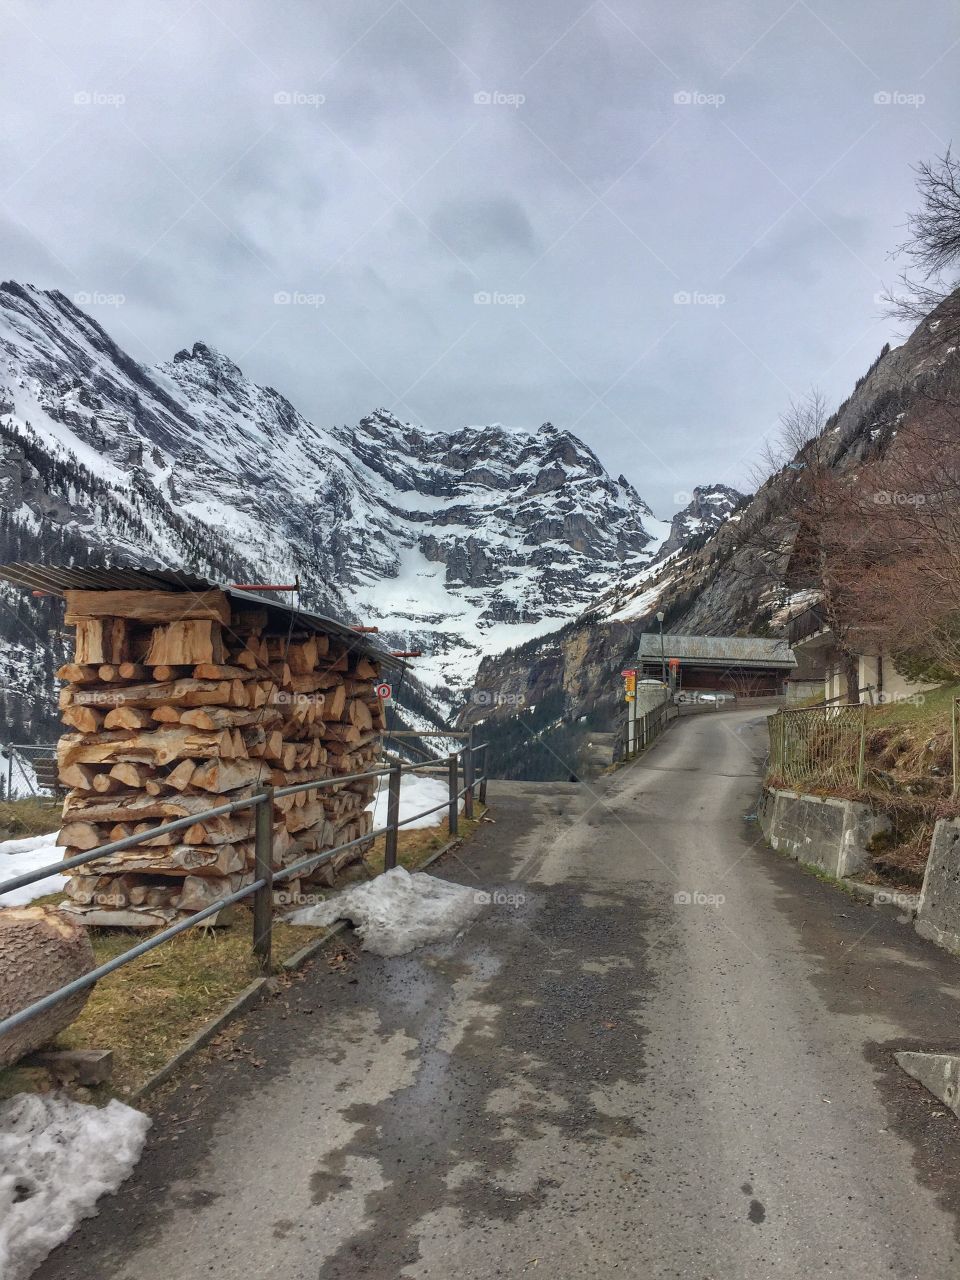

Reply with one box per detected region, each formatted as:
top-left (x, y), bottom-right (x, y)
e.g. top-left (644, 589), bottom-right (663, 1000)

top-left (0, 832), bottom-right (67, 906)
top-left (288, 867), bottom-right (484, 956)
top-left (0, 1093), bottom-right (150, 1280)
top-left (366, 773), bottom-right (459, 831)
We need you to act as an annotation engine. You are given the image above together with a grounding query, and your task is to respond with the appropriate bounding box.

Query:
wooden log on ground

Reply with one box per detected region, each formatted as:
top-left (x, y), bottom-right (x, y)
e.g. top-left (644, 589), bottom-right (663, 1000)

top-left (151, 706), bottom-right (182, 724)
top-left (71, 679), bottom-right (233, 709)
top-left (65, 588), bottom-right (231, 625)
top-left (57, 663), bottom-right (99, 684)
top-left (0, 906), bottom-right (96, 1067)
top-left (109, 763), bottom-right (154, 789)
top-left (288, 637), bottom-right (318, 674)
top-left (348, 699), bottom-right (373, 731)
top-left (181, 707), bottom-right (271, 731)
top-left (58, 763), bottom-right (97, 791)
top-left (62, 705), bottom-right (104, 734)
top-left (192, 663), bottom-right (258, 681)
top-left (58, 821), bottom-right (106, 850)
top-left (81, 843), bottom-right (250, 878)
top-left (61, 792), bottom-right (257, 823)
top-left (325, 685), bottom-right (347, 720)
top-left (190, 758), bottom-right (264, 793)
top-left (151, 665), bottom-right (189, 683)
top-left (104, 706), bottom-right (154, 731)
top-left (145, 620), bottom-right (221, 667)
top-left (74, 619), bottom-right (105, 665)
top-left (59, 727), bottom-right (233, 768)
top-left (118, 662), bottom-right (148, 680)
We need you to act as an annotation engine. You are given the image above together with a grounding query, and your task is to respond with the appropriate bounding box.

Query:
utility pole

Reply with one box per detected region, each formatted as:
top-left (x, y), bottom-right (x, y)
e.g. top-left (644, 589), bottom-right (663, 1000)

top-left (656, 610), bottom-right (666, 686)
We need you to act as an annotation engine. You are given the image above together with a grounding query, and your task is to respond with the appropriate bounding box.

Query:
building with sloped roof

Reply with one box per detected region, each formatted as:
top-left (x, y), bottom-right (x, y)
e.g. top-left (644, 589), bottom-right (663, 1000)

top-left (637, 633), bottom-right (796, 697)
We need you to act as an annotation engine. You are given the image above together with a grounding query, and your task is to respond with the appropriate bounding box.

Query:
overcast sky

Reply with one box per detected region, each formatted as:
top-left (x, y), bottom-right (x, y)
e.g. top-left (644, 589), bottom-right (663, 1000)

top-left (3, 0), bottom-right (958, 513)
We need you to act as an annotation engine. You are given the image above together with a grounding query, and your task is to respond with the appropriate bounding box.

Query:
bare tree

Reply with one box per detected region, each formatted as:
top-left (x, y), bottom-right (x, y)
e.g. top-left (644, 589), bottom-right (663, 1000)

top-left (841, 399), bottom-right (960, 680)
top-left (886, 147), bottom-right (960, 323)
top-left (740, 391), bottom-right (870, 701)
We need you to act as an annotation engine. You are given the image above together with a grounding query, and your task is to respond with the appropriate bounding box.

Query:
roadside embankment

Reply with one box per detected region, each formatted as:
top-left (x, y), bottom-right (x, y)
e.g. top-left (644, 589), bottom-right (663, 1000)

top-left (760, 784), bottom-right (960, 957)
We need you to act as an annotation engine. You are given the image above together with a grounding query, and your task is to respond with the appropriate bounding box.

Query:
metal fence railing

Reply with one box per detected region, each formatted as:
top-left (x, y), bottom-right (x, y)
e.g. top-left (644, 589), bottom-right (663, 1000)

top-left (0, 740), bottom-right (488, 1046)
top-left (623, 699), bottom-right (674, 760)
top-left (767, 705), bottom-right (866, 789)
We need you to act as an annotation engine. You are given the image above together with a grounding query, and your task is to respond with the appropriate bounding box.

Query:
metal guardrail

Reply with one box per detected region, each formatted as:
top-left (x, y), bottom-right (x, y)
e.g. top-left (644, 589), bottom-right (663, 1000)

top-left (0, 741), bottom-right (489, 1044)
top-left (767, 704), bottom-right (865, 789)
top-left (623, 699), bottom-right (674, 760)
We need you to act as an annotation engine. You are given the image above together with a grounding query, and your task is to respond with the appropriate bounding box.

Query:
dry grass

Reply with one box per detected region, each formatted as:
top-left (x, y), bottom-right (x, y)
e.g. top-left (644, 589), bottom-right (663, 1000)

top-left (0, 810), bottom-right (485, 1101)
top-left (770, 687), bottom-right (960, 889)
top-left (0, 795), bottom-right (61, 841)
top-left (862, 685), bottom-right (958, 791)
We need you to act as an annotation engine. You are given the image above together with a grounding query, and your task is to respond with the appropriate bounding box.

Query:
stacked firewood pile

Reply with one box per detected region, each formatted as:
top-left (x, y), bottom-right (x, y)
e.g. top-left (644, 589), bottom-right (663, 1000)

top-left (54, 588), bottom-right (386, 927)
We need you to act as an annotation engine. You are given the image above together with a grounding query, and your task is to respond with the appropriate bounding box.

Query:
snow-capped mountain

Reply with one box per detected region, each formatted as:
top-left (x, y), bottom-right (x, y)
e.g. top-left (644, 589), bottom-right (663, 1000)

top-left (653, 484), bottom-right (746, 562)
top-left (0, 282), bottom-right (664, 733)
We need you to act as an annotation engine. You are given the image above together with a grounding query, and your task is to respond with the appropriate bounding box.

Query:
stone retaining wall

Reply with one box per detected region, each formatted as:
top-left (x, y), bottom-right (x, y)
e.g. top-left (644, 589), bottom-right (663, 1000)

top-left (761, 787), bottom-right (960, 959)
top-left (758, 787), bottom-right (890, 879)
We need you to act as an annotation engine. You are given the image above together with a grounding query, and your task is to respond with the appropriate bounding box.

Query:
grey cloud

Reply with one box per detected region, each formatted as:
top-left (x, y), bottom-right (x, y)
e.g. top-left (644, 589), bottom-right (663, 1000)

top-left (429, 196), bottom-right (537, 259)
top-left (1, 0), bottom-right (958, 514)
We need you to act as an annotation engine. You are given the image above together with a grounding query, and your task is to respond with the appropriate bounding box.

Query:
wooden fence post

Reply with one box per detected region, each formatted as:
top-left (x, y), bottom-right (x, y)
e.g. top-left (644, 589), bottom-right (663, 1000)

top-left (448, 752), bottom-right (459, 835)
top-left (464, 732), bottom-right (475, 820)
top-left (384, 762), bottom-right (402, 870)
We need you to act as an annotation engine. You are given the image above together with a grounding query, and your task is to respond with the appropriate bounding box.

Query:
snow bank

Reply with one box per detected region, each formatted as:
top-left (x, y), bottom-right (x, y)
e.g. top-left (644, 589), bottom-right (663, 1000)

top-left (0, 1093), bottom-right (150, 1280)
top-left (367, 772), bottom-right (459, 831)
top-left (0, 832), bottom-right (66, 906)
top-left (288, 867), bottom-right (484, 956)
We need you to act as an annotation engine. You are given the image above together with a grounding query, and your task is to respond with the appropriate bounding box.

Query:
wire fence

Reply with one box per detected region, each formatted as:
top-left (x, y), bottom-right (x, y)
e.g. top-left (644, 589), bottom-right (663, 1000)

top-left (767, 705), bottom-right (866, 790)
top-left (0, 740), bottom-right (488, 1046)
top-left (1, 742), bottom-right (59, 798)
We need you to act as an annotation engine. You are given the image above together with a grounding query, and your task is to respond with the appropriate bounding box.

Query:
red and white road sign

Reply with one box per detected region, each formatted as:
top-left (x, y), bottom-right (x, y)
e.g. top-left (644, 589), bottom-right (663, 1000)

top-left (375, 682), bottom-right (393, 700)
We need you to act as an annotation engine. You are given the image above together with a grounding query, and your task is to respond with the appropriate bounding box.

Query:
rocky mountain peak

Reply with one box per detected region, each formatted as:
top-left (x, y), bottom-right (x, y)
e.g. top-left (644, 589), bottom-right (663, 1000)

top-left (0, 283), bottom-right (666, 705)
top-left (654, 483), bottom-right (746, 562)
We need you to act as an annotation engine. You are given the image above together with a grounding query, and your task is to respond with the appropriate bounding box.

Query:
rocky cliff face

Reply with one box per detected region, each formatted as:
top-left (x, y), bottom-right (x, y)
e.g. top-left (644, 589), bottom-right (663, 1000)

top-left (0, 282), bottom-right (666, 742)
top-left (654, 484), bottom-right (746, 562)
top-left (466, 293), bottom-right (960, 773)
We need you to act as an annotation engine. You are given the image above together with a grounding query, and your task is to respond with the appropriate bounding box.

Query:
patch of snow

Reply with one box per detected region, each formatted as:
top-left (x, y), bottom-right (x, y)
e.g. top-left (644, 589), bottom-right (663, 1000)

top-left (287, 866), bottom-right (484, 956)
top-left (0, 748), bottom-right (46, 801)
top-left (0, 832), bottom-right (66, 906)
top-left (639, 515), bottom-right (673, 554)
top-left (0, 1093), bottom-right (150, 1280)
top-left (367, 773), bottom-right (460, 831)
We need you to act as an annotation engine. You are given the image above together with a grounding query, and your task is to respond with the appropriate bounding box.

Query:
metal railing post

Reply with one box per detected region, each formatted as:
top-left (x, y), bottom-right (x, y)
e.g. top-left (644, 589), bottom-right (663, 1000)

top-left (448, 752), bottom-right (459, 835)
top-left (384, 761), bottom-right (402, 869)
top-left (464, 739), bottom-right (475, 820)
top-left (252, 786), bottom-right (274, 971)
top-left (479, 743), bottom-right (488, 806)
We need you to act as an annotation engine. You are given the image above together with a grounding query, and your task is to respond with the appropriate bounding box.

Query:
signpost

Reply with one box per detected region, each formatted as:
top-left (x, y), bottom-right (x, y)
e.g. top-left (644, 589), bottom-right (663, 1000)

top-left (621, 669), bottom-right (637, 757)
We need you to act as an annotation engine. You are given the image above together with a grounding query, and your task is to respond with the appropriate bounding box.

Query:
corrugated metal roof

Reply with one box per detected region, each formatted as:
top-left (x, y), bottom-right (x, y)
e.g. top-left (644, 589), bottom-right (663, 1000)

top-left (638, 632), bottom-right (796, 669)
top-left (0, 562), bottom-right (401, 670)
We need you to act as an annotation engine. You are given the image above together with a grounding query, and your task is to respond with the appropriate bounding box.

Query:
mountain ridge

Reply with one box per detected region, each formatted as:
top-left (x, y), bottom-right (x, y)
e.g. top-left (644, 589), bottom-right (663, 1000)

top-left (0, 281), bottom-right (735, 747)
